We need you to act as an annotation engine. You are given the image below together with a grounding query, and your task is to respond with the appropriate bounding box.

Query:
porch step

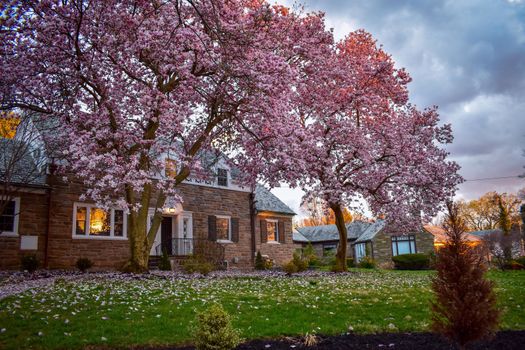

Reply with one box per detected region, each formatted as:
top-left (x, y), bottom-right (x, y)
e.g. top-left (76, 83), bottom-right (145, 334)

top-left (148, 256), bottom-right (161, 270)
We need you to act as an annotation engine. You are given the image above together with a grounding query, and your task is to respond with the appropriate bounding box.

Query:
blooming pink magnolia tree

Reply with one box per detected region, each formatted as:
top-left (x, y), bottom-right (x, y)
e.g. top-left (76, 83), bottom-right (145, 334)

top-left (259, 30), bottom-right (462, 271)
top-left (0, 0), bottom-right (332, 271)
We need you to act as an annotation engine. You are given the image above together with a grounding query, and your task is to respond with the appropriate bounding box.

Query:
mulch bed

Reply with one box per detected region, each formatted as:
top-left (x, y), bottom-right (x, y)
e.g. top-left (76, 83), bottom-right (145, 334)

top-left (151, 331), bottom-right (525, 350)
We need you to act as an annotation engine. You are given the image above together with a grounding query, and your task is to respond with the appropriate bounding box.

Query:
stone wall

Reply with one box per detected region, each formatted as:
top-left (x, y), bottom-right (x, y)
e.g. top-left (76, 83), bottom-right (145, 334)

top-left (0, 189), bottom-right (48, 269)
top-left (255, 212), bottom-right (295, 266)
top-left (371, 229), bottom-right (435, 265)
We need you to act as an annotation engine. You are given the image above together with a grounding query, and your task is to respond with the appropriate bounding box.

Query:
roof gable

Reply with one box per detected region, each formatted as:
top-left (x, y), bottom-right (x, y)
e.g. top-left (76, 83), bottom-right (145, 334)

top-left (254, 185), bottom-right (295, 215)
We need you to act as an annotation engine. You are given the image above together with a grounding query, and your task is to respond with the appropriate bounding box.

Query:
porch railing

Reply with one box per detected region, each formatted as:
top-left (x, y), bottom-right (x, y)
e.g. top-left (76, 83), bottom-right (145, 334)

top-left (154, 238), bottom-right (226, 266)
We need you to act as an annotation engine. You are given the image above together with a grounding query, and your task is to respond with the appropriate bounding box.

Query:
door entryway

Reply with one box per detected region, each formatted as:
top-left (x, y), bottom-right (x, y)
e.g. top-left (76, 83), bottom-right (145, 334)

top-left (160, 216), bottom-right (173, 255)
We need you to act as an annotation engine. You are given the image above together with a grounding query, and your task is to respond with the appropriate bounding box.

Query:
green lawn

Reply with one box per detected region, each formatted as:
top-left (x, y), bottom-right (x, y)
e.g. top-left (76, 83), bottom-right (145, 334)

top-left (1, 270), bottom-right (524, 349)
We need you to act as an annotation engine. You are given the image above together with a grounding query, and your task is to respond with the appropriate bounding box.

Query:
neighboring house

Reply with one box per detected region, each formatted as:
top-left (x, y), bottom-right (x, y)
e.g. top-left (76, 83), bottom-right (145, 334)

top-left (293, 221), bottom-right (370, 257)
top-left (0, 127), bottom-right (296, 270)
top-left (294, 220), bottom-right (435, 265)
top-left (469, 227), bottom-right (524, 259)
top-left (424, 225), bottom-right (484, 249)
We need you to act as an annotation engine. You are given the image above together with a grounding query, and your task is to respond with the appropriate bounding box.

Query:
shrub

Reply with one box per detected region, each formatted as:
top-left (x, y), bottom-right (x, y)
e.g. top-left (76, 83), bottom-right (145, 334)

top-left (292, 251), bottom-right (308, 272)
top-left (357, 256), bottom-right (376, 269)
top-left (431, 201), bottom-right (500, 349)
top-left (515, 256), bottom-right (525, 266)
top-left (182, 255), bottom-right (214, 275)
top-left (76, 257), bottom-right (93, 272)
top-left (502, 260), bottom-right (525, 270)
top-left (282, 260), bottom-right (299, 275)
top-left (20, 254), bottom-right (38, 272)
top-left (392, 253), bottom-right (430, 270)
top-left (192, 304), bottom-right (241, 350)
top-left (158, 249), bottom-right (172, 271)
top-left (346, 258), bottom-right (355, 268)
top-left (255, 251), bottom-right (265, 270)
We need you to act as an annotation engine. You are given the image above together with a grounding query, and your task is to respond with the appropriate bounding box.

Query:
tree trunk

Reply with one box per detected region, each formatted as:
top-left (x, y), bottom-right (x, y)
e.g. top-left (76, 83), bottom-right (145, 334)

top-left (331, 202), bottom-right (348, 272)
top-left (123, 182), bottom-right (166, 273)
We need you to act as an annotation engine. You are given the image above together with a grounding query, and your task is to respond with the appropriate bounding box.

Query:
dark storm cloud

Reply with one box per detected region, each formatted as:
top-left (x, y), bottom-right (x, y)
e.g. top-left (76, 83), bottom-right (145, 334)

top-left (278, 0), bottom-right (525, 201)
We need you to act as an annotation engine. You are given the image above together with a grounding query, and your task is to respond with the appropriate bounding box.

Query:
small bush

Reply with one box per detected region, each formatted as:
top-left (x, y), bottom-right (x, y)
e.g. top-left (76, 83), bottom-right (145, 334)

top-left (392, 253), bottom-right (430, 270)
top-left (515, 256), bottom-right (525, 266)
top-left (357, 256), bottom-right (376, 269)
top-left (254, 251), bottom-right (273, 270)
top-left (182, 255), bottom-right (214, 275)
top-left (292, 251), bottom-right (308, 272)
top-left (192, 304), bottom-right (241, 350)
top-left (346, 258), bottom-right (355, 268)
top-left (20, 254), bottom-right (38, 272)
top-left (502, 260), bottom-right (525, 270)
top-left (76, 257), bottom-right (93, 272)
top-left (282, 260), bottom-right (299, 275)
top-left (158, 249), bottom-right (172, 271)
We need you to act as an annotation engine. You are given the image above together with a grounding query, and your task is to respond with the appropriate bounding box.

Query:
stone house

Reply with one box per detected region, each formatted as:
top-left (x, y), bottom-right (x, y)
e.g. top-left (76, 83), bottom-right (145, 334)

top-left (0, 132), bottom-right (296, 270)
top-left (294, 220), bottom-right (435, 265)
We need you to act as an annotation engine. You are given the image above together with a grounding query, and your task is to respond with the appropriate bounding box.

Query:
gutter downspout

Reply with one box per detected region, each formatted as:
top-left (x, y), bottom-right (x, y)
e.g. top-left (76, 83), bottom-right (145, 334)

top-left (249, 191), bottom-right (257, 266)
top-left (43, 162), bottom-right (56, 269)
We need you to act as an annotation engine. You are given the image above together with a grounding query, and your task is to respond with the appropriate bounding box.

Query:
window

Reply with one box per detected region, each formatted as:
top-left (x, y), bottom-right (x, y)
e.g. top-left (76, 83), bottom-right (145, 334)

top-left (217, 168), bottom-right (228, 187)
top-left (0, 113), bottom-right (20, 139)
top-left (72, 203), bottom-right (127, 239)
top-left (165, 158), bottom-right (177, 178)
top-left (216, 216), bottom-right (231, 241)
top-left (266, 220), bottom-right (278, 242)
top-left (323, 243), bottom-right (337, 256)
top-left (355, 243), bottom-right (367, 262)
top-left (391, 235), bottom-right (416, 256)
top-left (0, 198), bottom-right (20, 235)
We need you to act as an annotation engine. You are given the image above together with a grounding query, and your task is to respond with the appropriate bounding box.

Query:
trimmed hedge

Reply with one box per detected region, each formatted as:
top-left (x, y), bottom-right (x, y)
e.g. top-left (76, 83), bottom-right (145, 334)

top-left (392, 253), bottom-right (430, 270)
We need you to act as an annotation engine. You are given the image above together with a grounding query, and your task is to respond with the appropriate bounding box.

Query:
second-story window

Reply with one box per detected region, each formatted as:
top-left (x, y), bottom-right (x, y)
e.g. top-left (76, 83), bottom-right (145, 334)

top-left (217, 168), bottom-right (228, 187)
top-left (165, 158), bottom-right (177, 178)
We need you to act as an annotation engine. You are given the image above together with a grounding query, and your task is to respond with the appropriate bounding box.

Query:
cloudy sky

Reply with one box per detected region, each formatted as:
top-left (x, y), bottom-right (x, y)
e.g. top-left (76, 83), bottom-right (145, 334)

top-left (271, 0), bottom-right (525, 217)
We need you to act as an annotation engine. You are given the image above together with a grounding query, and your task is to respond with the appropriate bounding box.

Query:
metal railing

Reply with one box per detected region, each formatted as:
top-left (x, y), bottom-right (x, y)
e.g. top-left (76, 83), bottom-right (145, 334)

top-left (154, 238), bottom-right (225, 266)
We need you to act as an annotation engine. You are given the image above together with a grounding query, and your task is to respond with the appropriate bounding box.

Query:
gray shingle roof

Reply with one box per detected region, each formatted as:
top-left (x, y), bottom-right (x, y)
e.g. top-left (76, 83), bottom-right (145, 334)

top-left (469, 228), bottom-right (503, 237)
top-left (292, 229), bottom-right (309, 243)
top-left (254, 185), bottom-right (296, 215)
top-left (295, 220), bottom-right (372, 242)
top-left (354, 220), bottom-right (386, 243)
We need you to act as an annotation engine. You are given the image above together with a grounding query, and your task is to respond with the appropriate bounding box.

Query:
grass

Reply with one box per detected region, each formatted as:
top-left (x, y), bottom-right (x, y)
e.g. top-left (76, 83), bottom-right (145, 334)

top-left (0, 269), bottom-right (524, 349)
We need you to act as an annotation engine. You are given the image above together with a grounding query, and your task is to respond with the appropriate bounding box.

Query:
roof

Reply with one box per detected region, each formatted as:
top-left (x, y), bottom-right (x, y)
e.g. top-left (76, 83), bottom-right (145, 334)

top-left (292, 229), bottom-right (310, 243)
top-left (254, 185), bottom-right (296, 215)
top-left (295, 220), bottom-right (372, 242)
top-left (423, 225), bottom-right (482, 243)
top-left (469, 228), bottom-right (502, 237)
top-left (353, 220), bottom-right (386, 243)
top-left (0, 138), bottom-right (47, 187)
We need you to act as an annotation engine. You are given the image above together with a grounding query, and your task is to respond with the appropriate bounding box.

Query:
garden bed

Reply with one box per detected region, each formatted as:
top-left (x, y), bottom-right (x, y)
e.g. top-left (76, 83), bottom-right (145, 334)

top-left (169, 331), bottom-right (525, 350)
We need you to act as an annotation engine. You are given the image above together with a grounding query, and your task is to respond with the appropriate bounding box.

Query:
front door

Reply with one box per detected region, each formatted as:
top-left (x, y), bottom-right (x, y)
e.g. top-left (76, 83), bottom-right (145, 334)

top-left (161, 216), bottom-right (173, 255)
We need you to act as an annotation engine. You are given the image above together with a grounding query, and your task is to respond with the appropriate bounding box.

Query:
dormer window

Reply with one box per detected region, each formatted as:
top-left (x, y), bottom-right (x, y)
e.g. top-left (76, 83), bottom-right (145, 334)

top-left (217, 168), bottom-right (228, 187)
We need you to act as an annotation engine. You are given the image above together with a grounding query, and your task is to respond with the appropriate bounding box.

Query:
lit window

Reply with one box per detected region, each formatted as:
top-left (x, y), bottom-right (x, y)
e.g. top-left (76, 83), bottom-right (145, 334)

top-left (0, 198), bottom-right (20, 235)
top-left (0, 113), bottom-right (20, 139)
top-left (217, 168), bottom-right (228, 187)
top-left (73, 204), bottom-right (127, 239)
top-left (165, 158), bottom-right (177, 178)
top-left (391, 235), bottom-right (416, 256)
top-left (216, 216), bottom-right (231, 240)
top-left (266, 220), bottom-right (278, 242)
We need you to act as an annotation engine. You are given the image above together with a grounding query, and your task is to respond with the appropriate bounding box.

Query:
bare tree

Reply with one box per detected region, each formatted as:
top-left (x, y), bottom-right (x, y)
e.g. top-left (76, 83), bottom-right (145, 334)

top-left (0, 111), bottom-right (49, 231)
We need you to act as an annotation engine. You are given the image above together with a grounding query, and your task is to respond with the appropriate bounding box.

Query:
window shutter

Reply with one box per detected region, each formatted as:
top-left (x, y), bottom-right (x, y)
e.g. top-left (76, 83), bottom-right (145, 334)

top-left (260, 219), bottom-right (268, 243)
top-left (208, 215), bottom-right (217, 241)
top-left (278, 221), bottom-right (285, 243)
top-left (231, 218), bottom-right (239, 243)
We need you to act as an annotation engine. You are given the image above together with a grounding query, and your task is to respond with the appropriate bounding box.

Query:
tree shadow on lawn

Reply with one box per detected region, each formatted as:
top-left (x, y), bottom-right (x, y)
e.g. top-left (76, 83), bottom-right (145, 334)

top-left (151, 330), bottom-right (525, 350)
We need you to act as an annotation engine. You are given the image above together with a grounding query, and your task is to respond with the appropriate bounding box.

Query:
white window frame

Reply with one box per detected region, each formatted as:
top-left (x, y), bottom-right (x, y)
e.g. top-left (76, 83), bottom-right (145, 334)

top-left (0, 197), bottom-right (20, 237)
top-left (72, 203), bottom-right (127, 240)
top-left (266, 219), bottom-right (279, 243)
top-left (216, 168), bottom-right (229, 187)
top-left (215, 215), bottom-right (232, 243)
